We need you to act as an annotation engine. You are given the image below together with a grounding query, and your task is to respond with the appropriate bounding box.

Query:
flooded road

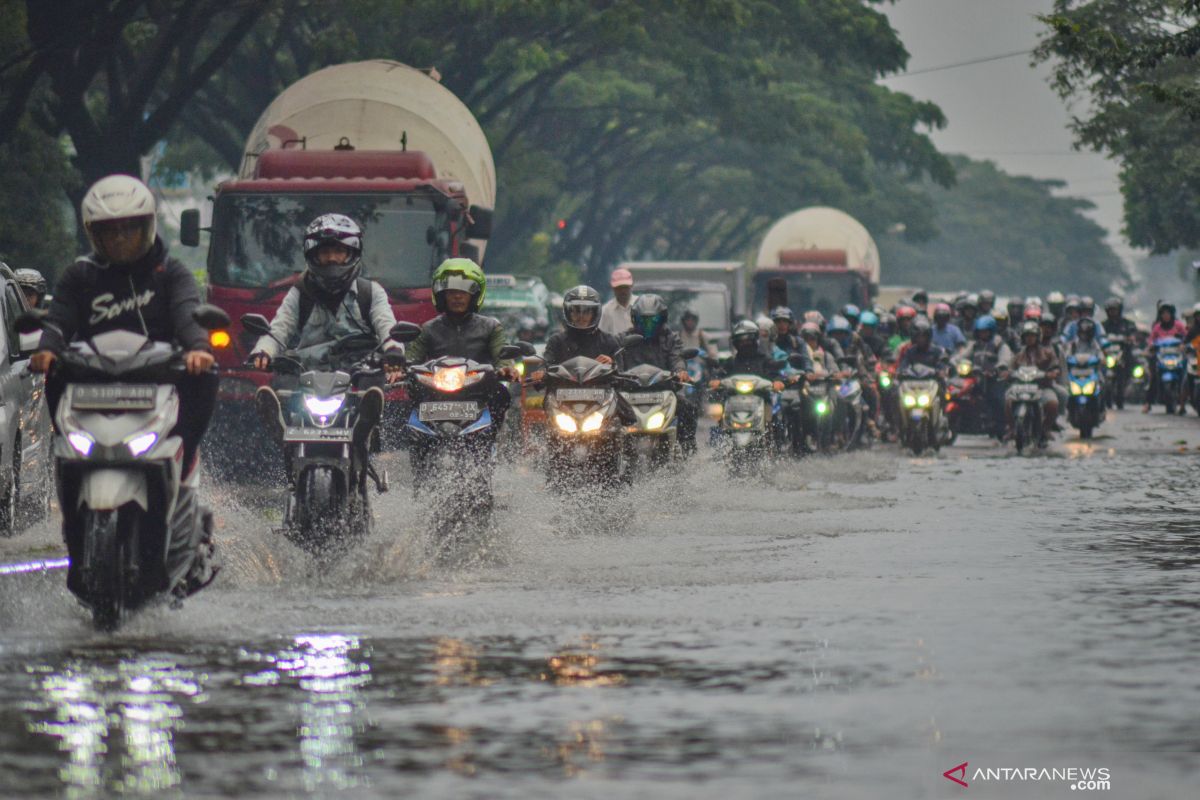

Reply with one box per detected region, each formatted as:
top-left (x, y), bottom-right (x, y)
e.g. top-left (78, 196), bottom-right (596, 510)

top-left (1, 409), bottom-right (1198, 798)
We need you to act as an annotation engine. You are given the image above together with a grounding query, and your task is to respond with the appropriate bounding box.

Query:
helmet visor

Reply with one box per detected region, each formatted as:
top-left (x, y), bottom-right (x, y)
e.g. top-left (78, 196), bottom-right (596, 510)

top-left (89, 216), bottom-right (154, 264)
top-left (636, 313), bottom-right (664, 338)
top-left (433, 274), bottom-right (481, 296)
top-left (564, 302), bottom-right (598, 328)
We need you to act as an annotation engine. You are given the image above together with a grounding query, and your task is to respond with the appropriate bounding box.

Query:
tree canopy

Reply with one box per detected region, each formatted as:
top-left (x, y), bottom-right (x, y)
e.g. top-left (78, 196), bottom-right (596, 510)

top-left (1036, 0), bottom-right (1200, 253)
top-left (876, 156), bottom-right (1128, 299)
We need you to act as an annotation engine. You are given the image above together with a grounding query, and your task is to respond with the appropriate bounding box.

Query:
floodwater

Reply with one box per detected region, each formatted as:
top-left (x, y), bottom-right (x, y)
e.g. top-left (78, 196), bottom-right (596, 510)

top-left (1, 410), bottom-right (1197, 799)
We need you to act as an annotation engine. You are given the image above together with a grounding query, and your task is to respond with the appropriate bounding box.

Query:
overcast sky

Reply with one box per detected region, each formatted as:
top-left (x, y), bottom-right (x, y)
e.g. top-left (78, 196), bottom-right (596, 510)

top-left (880, 0), bottom-right (1133, 265)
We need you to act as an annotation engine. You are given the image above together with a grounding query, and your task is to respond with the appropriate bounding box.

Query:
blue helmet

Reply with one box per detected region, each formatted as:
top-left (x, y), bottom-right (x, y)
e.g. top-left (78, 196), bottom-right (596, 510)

top-left (828, 315), bottom-right (853, 335)
top-left (841, 303), bottom-right (861, 324)
top-left (859, 310), bottom-right (879, 327)
top-left (974, 315), bottom-right (997, 333)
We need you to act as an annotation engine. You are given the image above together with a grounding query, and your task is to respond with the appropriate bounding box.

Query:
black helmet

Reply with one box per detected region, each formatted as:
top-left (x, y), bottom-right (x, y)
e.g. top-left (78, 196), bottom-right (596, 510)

top-left (912, 318), bottom-right (933, 344)
top-left (731, 319), bottom-right (759, 351)
top-left (1020, 320), bottom-right (1040, 341)
top-left (979, 290), bottom-right (996, 307)
top-left (681, 309), bottom-right (699, 323)
top-left (1078, 317), bottom-right (1097, 339)
top-left (1039, 311), bottom-right (1057, 327)
top-left (13, 268), bottom-right (47, 297)
top-left (631, 293), bottom-right (669, 339)
top-left (912, 289), bottom-right (928, 304)
top-left (1104, 296), bottom-right (1123, 314)
top-left (1158, 301), bottom-right (1177, 319)
top-left (562, 285), bottom-right (602, 332)
top-left (770, 306), bottom-right (794, 322)
top-left (303, 213), bottom-right (363, 295)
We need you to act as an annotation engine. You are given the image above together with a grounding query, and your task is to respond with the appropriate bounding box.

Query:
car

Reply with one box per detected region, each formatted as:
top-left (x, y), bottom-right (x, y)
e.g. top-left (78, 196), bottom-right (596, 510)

top-left (0, 261), bottom-right (54, 535)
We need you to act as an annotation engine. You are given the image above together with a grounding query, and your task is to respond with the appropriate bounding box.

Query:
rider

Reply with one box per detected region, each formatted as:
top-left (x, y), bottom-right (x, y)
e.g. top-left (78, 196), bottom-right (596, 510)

top-left (542, 285), bottom-right (621, 365)
top-left (402, 258), bottom-right (521, 423)
top-left (961, 315), bottom-right (1012, 439)
top-left (955, 294), bottom-right (981, 334)
top-left (911, 289), bottom-right (929, 317)
top-left (771, 306), bottom-right (806, 356)
top-left (515, 316), bottom-right (539, 345)
top-left (250, 214), bottom-right (400, 449)
top-left (718, 319), bottom-right (789, 381)
top-left (31, 175), bottom-right (217, 487)
top-left (1046, 291), bottom-right (1066, 322)
top-left (899, 318), bottom-right (950, 374)
top-left (1009, 319), bottom-right (1061, 439)
top-left (1144, 301), bottom-right (1188, 412)
top-left (931, 302), bottom-right (966, 353)
top-left (888, 305), bottom-right (918, 353)
top-left (13, 268), bottom-right (49, 310)
top-left (978, 290), bottom-right (996, 317)
top-left (678, 309), bottom-right (718, 359)
top-left (619, 293), bottom-right (696, 451)
top-left (857, 310), bottom-right (887, 360)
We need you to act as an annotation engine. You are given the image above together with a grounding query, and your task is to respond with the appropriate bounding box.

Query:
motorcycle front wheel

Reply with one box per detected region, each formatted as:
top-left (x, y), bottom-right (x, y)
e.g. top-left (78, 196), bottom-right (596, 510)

top-left (83, 506), bottom-right (140, 632)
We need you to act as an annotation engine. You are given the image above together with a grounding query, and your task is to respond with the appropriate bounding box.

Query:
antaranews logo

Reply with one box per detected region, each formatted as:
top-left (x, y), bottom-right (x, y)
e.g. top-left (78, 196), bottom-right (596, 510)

top-left (941, 762), bottom-right (1111, 791)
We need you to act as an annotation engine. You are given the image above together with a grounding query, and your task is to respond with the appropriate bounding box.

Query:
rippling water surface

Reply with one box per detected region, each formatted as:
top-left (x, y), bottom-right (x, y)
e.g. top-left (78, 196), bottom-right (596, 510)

top-left (1, 411), bottom-right (1197, 798)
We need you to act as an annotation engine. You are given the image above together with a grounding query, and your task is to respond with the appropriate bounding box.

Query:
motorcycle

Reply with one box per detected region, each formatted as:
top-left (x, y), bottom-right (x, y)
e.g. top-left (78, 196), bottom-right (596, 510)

top-left (711, 363), bottom-right (788, 474)
top-left (619, 363), bottom-right (684, 473)
top-left (946, 352), bottom-right (1004, 440)
top-left (1066, 353), bottom-right (1104, 439)
top-left (1153, 337), bottom-right (1184, 414)
top-left (897, 363), bottom-right (945, 456)
top-left (833, 361), bottom-right (867, 451)
top-left (1127, 351), bottom-right (1149, 405)
top-left (1006, 365), bottom-right (1047, 455)
top-left (1188, 340), bottom-right (1200, 415)
top-left (538, 355), bottom-right (628, 490)
top-left (19, 306), bottom-right (229, 630)
top-left (875, 356), bottom-right (901, 442)
top-left (241, 315), bottom-right (395, 556)
top-left (804, 376), bottom-right (837, 454)
top-left (1101, 336), bottom-right (1127, 410)
top-left (391, 322), bottom-right (532, 536)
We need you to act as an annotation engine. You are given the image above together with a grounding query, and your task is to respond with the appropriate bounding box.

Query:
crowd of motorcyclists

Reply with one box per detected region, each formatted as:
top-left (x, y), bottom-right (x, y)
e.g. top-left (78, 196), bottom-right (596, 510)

top-left (10, 172), bottom-right (1200, 627)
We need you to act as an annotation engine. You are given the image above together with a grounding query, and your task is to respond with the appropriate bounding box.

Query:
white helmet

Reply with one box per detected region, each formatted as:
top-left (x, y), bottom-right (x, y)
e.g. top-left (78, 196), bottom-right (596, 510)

top-left (81, 175), bottom-right (157, 263)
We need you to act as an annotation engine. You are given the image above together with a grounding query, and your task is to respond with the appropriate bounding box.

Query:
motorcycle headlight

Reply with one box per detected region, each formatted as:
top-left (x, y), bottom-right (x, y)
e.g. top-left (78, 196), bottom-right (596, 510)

top-left (1105, 355), bottom-right (1117, 368)
top-left (1082, 381), bottom-right (1096, 396)
top-left (125, 432), bottom-right (158, 457)
top-left (67, 432), bottom-right (94, 456)
top-left (903, 394), bottom-right (916, 408)
top-left (957, 362), bottom-right (972, 376)
top-left (432, 366), bottom-right (466, 392)
top-left (1132, 365), bottom-right (1145, 378)
top-left (879, 374), bottom-right (892, 389)
top-left (1163, 358), bottom-right (1180, 368)
top-left (815, 400), bottom-right (829, 415)
top-left (1070, 382), bottom-right (1082, 396)
top-left (303, 394), bottom-right (345, 417)
top-left (735, 380), bottom-right (755, 394)
top-left (644, 411), bottom-right (665, 431)
top-left (581, 411), bottom-right (605, 433)
top-left (554, 413), bottom-right (578, 433)
top-left (918, 394), bottom-right (931, 407)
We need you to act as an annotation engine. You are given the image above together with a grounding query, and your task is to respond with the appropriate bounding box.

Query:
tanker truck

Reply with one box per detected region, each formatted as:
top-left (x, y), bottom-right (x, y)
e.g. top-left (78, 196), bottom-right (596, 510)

top-left (752, 207), bottom-right (880, 318)
top-left (178, 60), bottom-right (496, 470)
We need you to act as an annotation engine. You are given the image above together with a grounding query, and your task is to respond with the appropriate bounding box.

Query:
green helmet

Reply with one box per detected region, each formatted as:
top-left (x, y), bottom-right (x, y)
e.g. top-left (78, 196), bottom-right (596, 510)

top-left (432, 258), bottom-right (486, 312)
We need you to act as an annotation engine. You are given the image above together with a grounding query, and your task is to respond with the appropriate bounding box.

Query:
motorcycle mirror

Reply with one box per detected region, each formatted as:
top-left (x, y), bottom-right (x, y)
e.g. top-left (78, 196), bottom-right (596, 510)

top-left (517, 340), bottom-right (538, 357)
top-left (620, 333), bottom-right (644, 348)
top-left (14, 309), bottom-right (46, 335)
top-left (787, 353), bottom-right (807, 369)
top-left (498, 344), bottom-right (522, 360)
top-left (193, 304), bottom-right (231, 331)
top-left (680, 347), bottom-right (702, 360)
top-left (389, 321), bottom-right (422, 343)
top-left (240, 313), bottom-right (272, 336)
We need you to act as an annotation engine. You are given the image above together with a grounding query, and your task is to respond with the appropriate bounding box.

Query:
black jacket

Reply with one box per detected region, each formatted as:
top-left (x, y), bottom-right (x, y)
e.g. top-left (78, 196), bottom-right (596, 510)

top-left (721, 350), bottom-right (784, 380)
top-left (404, 312), bottom-right (509, 365)
top-left (39, 238), bottom-right (209, 354)
top-left (900, 342), bottom-right (949, 371)
top-left (544, 328), bottom-right (621, 365)
top-left (619, 327), bottom-right (685, 373)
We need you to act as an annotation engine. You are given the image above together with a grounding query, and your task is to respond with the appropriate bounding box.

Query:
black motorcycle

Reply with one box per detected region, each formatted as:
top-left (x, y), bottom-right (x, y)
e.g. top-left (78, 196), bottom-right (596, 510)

top-left (19, 306), bottom-right (229, 630)
top-left (242, 315), bottom-right (396, 556)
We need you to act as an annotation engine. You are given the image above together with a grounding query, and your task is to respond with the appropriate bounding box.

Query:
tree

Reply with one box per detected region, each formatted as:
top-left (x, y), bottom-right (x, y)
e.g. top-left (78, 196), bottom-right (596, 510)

top-left (0, 121), bottom-right (77, 275)
top-left (1036, 0), bottom-right (1200, 252)
top-left (876, 156), bottom-right (1128, 298)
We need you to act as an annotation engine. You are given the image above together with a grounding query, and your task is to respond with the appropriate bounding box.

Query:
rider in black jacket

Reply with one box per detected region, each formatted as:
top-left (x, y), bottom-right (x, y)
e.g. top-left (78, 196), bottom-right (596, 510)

top-left (618, 294), bottom-right (697, 452)
top-left (31, 175), bottom-right (216, 478)
top-left (543, 285), bottom-right (622, 364)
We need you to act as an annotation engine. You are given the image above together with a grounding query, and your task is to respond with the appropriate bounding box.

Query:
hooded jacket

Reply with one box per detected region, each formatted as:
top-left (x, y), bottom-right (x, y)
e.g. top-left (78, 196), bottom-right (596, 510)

top-left (38, 238), bottom-right (209, 354)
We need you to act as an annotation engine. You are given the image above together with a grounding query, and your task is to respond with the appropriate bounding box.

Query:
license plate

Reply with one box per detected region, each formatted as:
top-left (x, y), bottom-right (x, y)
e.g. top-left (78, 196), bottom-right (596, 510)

top-left (284, 427), bottom-right (352, 442)
top-left (557, 388), bottom-right (607, 402)
top-left (71, 384), bottom-right (156, 411)
top-left (418, 401), bottom-right (480, 422)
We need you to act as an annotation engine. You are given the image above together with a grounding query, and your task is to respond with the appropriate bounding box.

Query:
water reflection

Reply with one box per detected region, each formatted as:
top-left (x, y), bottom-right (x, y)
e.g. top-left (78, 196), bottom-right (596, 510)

top-left (541, 637), bottom-right (626, 688)
top-left (26, 657), bottom-right (197, 796)
top-left (244, 633), bottom-right (371, 792)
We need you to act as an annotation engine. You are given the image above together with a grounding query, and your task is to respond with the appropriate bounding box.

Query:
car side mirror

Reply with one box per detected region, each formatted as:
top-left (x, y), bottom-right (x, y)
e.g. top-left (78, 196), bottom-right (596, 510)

top-left (465, 205), bottom-right (493, 239)
top-left (15, 309), bottom-right (46, 335)
top-left (192, 304), bottom-right (230, 331)
top-left (680, 347), bottom-right (702, 360)
top-left (389, 321), bottom-right (422, 343)
top-left (179, 208), bottom-right (202, 247)
top-left (619, 333), bottom-right (644, 348)
top-left (240, 313), bottom-right (272, 336)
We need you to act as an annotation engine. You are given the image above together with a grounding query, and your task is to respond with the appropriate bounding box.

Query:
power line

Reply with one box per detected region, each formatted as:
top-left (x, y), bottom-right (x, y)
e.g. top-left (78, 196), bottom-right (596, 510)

top-left (879, 48), bottom-right (1035, 80)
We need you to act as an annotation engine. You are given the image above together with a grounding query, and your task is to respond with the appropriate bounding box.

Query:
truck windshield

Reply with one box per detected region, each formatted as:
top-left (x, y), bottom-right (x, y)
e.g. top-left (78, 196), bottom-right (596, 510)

top-left (752, 273), bottom-right (864, 319)
top-left (208, 193), bottom-right (440, 291)
top-left (640, 288), bottom-right (729, 331)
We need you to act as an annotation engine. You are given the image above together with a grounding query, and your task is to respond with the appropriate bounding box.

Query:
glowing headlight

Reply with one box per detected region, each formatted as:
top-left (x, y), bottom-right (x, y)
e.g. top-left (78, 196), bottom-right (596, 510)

top-left (957, 361), bottom-right (972, 376)
top-left (644, 411), bottom-right (665, 430)
top-left (1162, 358), bottom-right (1180, 368)
top-left (1082, 381), bottom-right (1096, 396)
top-left (1132, 365), bottom-right (1145, 378)
top-left (67, 432), bottom-right (94, 456)
top-left (735, 380), bottom-right (755, 394)
top-left (581, 411), bottom-right (605, 433)
top-left (1105, 355), bottom-right (1117, 368)
top-left (516, 361), bottom-right (525, 377)
top-left (903, 394), bottom-right (917, 408)
top-left (815, 400), bottom-right (829, 415)
top-left (918, 394), bottom-right (931, 407)
top-left (304, 395), bottom-right (345, 417)
top-left (125, 432), bottom-right (158, 456)
top-left (433, 366), bottom-right (466, 392)
top-left (879, 374), bottom-right (892, 388)
top-left (554, 413), bottom-right (578, 433)
top-left (1070, 382), bottom-right (1082, 396)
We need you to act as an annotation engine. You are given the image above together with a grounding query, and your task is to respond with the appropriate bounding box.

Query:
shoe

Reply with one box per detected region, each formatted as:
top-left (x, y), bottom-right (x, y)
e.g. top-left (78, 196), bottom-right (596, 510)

top-left (256, 386), bottom-right (286, 443)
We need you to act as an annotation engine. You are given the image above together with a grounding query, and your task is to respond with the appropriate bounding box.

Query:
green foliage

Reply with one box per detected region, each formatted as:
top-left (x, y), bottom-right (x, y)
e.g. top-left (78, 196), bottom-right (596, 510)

top-left (0, 121), bottom-right (77, 277)
top-left (1036, 0), bottom-right (1200, 252)
top-left (877, 156), bottom-right (1128, 298)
